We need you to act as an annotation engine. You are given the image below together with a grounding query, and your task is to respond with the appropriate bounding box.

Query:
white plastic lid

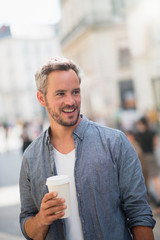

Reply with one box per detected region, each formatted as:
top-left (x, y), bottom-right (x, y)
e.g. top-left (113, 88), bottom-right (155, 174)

top-left (46, 175), bottom-right (70, 186)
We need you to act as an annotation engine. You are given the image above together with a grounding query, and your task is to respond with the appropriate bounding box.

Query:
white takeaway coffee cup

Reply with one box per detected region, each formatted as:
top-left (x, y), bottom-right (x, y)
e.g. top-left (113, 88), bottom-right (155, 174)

top-left (46, 175), bottom-right (71, 218)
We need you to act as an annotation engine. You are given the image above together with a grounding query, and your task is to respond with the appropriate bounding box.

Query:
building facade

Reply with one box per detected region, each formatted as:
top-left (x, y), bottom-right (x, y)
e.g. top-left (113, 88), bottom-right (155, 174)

top-left (59, 0), bottom-right (160, 128)
top-left (0, 25), bottom-right (61, 123)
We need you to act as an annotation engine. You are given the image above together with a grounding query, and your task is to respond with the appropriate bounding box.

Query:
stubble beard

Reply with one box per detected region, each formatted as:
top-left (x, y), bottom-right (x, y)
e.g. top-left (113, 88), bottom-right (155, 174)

top-left (46, 101), bottom-right (80, 127)
top-left (51, 109), bottom-right (80, 127)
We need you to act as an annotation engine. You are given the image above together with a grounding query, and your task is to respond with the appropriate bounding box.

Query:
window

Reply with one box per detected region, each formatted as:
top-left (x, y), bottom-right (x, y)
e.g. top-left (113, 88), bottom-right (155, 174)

top-left (118, 79), bottom-right (136, 109)
top-left (152, 78), bottom-right (160, 111)
top-left (118, 48), bottom-right (131, 67)
top-left (111, 0), bottom-right (125, 15)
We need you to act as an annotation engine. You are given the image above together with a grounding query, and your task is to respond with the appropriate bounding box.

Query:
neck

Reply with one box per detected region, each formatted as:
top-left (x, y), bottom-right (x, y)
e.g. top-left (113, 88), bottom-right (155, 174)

top-left (50, 123), bottom-right (74, 140)
top-left (50, 116), bottom-right (81, 138)
top-left (49, 117), bottom-right (81, 154)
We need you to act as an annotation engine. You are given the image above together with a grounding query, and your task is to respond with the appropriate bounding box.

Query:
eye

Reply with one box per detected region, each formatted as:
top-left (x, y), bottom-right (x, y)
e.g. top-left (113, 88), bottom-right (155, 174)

top-left (57, 92), bottom-right (65, 96)
top-left (73, 89), bottom-right (80, 95)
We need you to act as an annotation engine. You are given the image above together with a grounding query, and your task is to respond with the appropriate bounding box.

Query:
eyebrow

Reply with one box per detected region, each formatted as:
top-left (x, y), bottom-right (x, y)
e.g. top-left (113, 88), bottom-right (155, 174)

top-left (55, 89), bottom-right (67, 94)
top-left (55, 88), bottom-right (80, 93)
top-left (72, 88), bottom-right (80, 91)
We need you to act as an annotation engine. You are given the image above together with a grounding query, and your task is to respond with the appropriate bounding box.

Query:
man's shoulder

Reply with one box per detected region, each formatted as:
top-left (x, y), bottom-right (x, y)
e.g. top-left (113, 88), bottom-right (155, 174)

top-left (79, 115), bottom-right (126, 142)
top-left (23, 129), bottom-right (48, 157)
top-left (87, 119), bottom-right (122, 138)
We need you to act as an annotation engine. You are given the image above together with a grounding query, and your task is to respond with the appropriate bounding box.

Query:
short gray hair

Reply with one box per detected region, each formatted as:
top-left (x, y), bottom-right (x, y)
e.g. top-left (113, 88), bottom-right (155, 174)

top-left (35, 57), bottom-right (82, 94)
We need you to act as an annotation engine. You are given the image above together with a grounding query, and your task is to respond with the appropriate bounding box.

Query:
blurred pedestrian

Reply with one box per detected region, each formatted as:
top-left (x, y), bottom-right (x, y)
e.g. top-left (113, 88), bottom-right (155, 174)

top-left (3, 121), bottom-right (9, 139)
top-left (135, 117), bottom-right (159, 179)
top-left (135, 117), bottom-right (160, 205)
top-left (19, 57), bottom-right (155, 240)
top-left (21, 122), bottom-right (32, 153)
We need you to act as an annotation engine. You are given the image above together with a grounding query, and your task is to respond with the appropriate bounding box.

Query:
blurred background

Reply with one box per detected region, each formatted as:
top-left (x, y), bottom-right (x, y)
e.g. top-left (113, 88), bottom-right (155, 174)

top-left (0, 0), bottom-right (160, 239)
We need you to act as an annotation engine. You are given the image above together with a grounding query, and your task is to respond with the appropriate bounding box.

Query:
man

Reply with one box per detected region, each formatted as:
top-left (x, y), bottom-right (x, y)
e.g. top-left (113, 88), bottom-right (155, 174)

top-left (19, 57), bottom-right (155, 240)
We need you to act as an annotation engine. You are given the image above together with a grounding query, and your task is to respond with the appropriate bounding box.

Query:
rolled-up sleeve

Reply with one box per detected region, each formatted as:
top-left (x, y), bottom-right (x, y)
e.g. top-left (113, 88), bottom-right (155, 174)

top-left (117, 132), bottom-right (156, 229)
top-left (19, 155), bottom-right (38, 240)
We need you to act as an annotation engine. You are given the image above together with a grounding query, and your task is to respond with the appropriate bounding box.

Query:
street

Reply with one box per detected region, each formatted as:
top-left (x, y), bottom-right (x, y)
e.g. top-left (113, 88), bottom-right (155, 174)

top-left (0, 146), bottom-right (160, 239)
top-left (0, 149), bottom-right (24, 239)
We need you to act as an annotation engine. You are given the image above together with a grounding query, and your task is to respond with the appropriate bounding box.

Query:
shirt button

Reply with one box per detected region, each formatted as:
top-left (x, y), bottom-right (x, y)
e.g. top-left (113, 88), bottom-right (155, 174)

top-left (49, 146), bottom-right (53, 151)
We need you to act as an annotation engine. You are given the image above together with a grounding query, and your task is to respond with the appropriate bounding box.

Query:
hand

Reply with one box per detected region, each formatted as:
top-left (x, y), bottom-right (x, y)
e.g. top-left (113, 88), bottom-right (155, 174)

top-left (36, 192), bottom-right (67, 227)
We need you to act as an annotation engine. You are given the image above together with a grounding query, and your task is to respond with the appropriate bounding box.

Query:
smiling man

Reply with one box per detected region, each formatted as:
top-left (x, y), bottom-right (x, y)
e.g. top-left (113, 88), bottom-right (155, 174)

top-left (39, 69), bottom-right (81, 127)
top-left (19, 57), bottom-right (155, 240)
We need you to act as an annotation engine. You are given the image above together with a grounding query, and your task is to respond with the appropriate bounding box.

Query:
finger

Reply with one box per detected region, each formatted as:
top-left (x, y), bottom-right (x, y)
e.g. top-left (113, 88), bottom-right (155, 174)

top-left (42, 192), bottom-right (57, 203)
top-left (46, 198), bottom-right (65, 209)
top-left (41, 196), bottom-right (66, 214)
top-left (40, 208), bottom-right (66, 226)
top-left (48, 211), bottom-right (65, 222)
top-left (46, 204), bottom-right (67, 216)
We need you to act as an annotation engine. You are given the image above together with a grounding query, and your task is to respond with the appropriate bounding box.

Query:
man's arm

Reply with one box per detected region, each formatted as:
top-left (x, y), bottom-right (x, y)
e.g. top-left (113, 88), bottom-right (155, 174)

top-left (24, 216), bottom-right (49, 240)
top-left (132, 226), bottom-right (154, 240)
top-left (24, 192), bottom-right (67, 240)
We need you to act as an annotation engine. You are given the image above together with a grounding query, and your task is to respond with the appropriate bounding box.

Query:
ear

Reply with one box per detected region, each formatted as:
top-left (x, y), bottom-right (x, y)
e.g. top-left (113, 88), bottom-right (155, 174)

top-left (37, 91), bottom-right (46, 107)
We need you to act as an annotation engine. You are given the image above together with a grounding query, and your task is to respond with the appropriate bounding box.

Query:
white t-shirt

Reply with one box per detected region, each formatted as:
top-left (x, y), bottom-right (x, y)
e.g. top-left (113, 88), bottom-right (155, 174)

top-left (54, 148), bottom-right (84, 240)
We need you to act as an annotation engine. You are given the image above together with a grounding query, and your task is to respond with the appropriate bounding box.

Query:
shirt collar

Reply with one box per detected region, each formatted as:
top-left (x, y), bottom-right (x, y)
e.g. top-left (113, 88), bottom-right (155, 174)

top-left (72, 114), bottom-right (88, 140)
top-left (46, 127), bottom-right (53, 149)
top-left (45, 114), bottom-right (88, 145)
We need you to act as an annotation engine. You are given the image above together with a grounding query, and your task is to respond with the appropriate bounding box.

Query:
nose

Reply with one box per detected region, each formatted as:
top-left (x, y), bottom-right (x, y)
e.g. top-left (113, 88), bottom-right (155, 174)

top-left (65, 93), bottom-right (75, 105)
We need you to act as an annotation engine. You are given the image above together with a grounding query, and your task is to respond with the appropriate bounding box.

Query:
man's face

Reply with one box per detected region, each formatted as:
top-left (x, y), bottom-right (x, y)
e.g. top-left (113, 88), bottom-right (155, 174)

top-left (43, 69), bottom-right (81, 127)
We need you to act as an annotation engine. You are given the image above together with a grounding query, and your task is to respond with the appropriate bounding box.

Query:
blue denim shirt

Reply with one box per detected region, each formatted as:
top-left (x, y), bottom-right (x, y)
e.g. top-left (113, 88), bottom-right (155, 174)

top-left (19, 115), bottom-right (155, 240)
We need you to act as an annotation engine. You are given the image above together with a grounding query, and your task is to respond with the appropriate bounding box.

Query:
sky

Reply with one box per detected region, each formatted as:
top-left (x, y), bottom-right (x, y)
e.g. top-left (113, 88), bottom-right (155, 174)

top-left (0, 0), bottom-right (61, 27)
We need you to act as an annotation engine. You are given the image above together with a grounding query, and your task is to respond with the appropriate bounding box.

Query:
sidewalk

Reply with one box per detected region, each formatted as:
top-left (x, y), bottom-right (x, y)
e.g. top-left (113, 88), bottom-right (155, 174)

top-left (0, 148), bottom-right (25, 239)
top-left (0, 232), bottom-right (24, 240)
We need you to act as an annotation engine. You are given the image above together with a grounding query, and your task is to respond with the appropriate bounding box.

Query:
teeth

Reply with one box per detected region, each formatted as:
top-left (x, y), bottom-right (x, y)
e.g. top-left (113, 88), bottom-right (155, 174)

top-left (63, 109), bottom-right (74, 113)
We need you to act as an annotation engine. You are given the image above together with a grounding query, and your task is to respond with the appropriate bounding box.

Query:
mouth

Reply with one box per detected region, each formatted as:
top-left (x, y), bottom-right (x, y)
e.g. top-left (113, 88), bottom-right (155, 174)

top-left (62, 106), bottom-right (77, 113)
top-left (63, 109), bottom-right (75, 113)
